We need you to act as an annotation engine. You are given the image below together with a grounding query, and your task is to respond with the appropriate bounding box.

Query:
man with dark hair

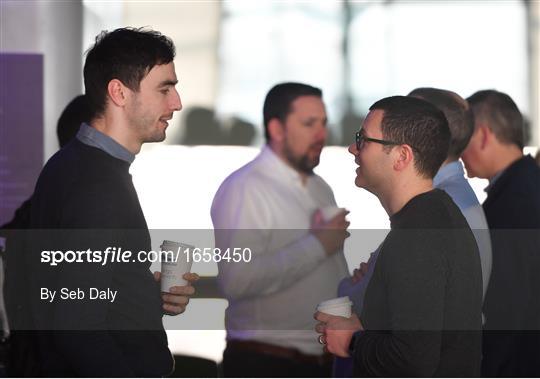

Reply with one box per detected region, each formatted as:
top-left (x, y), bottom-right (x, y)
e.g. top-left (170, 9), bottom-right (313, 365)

top-left (211, 82), bottom-right (349, 377)
top-left (262, 82), bottom-right (323, 143)
top-left (334, 88), bottom-right (492, 377)
top-left (27, 27), bottom-right (196, 377)
top-left (316, 96), bottom-right (482, 377)
top-left (83, 28), bottom-right (176, 119)
top-left (462, 89), bottom-right (540, 377)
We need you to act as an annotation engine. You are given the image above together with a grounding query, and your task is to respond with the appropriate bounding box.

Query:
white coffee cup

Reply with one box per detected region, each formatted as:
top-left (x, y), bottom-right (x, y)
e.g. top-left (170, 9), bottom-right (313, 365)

top-left (320, 206), bottom-right (346, 222)
top-left (160, 240), bottom-right (194, 293)
top-left (316, 296), bottom-right (353, 318)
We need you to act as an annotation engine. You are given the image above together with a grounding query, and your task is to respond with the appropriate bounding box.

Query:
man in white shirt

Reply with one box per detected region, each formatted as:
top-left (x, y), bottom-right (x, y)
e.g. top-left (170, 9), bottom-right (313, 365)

top-left (211, 82), bottom-right (350, 377)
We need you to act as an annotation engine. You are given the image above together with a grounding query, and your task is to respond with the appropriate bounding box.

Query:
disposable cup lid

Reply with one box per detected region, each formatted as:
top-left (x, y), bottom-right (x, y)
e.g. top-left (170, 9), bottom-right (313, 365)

top-left (317, 296), bottom-right (351, 309)
top-left (161, 240), bottom-right (195, 249)
top-left (320, 206), bottom-right (345, 221)
top-left (317, 302), bottom-right (352, 312)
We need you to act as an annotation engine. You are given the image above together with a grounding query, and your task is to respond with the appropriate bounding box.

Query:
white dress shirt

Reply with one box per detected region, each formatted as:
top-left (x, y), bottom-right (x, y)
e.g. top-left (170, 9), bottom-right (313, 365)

top-left (211, 146), bottom-right (349, 355)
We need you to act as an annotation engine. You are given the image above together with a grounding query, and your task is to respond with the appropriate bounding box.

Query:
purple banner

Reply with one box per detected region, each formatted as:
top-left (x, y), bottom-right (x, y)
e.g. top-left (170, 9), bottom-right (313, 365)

top-left (0, 53), bottom-right (43, 225)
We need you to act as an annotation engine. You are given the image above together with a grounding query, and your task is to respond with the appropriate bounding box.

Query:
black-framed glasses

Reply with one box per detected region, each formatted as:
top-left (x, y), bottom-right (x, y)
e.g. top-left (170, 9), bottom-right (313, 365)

top-left (355, 131), bottom-right (402, 151)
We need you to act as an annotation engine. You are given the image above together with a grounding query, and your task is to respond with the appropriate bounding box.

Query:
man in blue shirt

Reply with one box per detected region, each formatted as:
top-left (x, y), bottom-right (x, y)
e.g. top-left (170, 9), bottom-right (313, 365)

top-left (410, 88), bottom-right (492, 300)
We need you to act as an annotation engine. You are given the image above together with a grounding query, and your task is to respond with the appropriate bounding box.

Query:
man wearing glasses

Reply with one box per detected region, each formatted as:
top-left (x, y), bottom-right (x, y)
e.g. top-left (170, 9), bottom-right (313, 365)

top-left (315, 96), bottom-right (482, 377)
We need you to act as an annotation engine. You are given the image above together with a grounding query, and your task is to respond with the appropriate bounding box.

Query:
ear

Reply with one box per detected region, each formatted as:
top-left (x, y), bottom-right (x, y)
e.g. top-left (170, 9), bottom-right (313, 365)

top-left (477, 124), bottom-right (491, 150)
top-left (268, 118), bottom-right (285, 143)
top-left (107, 79), bottom-right (129, 107)
top-left (393, 144), bottom-right (414, 172)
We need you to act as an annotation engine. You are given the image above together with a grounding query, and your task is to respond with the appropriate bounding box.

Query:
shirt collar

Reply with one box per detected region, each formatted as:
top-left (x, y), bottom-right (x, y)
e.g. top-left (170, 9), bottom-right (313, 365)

top-left (259, 145), bottom-right (307, 185)
top-left (76, 123), bottom-right (135, 164)
top-left (485, 170), bottom-right (504, 193)
top-left (433, 160), bottom-right (464, 187)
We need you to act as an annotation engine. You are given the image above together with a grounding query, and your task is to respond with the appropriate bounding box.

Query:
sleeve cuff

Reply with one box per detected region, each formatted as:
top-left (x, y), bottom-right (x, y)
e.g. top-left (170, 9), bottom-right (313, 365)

top-left (348, 330), bottom-right (364, 356)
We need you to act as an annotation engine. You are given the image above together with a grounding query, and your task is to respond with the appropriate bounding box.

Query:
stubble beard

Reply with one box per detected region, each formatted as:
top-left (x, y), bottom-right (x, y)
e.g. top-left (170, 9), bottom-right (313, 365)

top-left (128, 104), bottom-right (166, 144)
top-left (283, 142), bottom-right (320, 175)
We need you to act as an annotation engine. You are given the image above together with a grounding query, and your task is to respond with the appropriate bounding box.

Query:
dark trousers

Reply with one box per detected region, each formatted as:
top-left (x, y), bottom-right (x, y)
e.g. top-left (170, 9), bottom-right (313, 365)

top-left (222, 342), bottom-right (332, 378)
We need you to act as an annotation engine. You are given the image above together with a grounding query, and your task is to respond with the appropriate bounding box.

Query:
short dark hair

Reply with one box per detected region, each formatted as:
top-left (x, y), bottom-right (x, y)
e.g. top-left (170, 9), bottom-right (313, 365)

top-left (84, 27), bottom-right (175, 118)
top-left (466, 90), bottom-right (524, 149)
top-left (263, 82), bottom-right (322, 142)
top-left (369, 96), bottom-right (450, 179)
top-left (408, 87), bottom-right (473, 161)
top-left (56, 95), bottom-right (94, 148)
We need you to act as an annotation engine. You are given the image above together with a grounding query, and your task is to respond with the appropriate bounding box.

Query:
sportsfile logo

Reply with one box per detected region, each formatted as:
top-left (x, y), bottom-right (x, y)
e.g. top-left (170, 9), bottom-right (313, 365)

top-left (40, 247), bottom-right (183, 267)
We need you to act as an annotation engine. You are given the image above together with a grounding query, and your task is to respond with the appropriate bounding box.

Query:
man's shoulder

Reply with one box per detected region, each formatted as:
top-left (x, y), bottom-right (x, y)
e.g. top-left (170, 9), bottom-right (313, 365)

top-left (382, 193), bottom-right (474, 266)
top-left (460, 203), bottom-right (489, 230)
top-left (42, 140), bottom-right (126, 184)
top-left (34, 142), bottom-right (80, 195)
top-left (34, 141), bottom-right (130, 213)
top-left (310, 172), bottom-right (333, 190)
top-left (42, 140), bottom-right (106, 172)
top-left (398, 190), bottom-right (468, 229)
top-left (216, 154), bottom-right (274, 192)
top-left (496, 155), bottom-right (540, 194)
top-left (40, 140), bottom-right (80, 172)
top-left (436, 175), bottom-right (479, 211)
top-left (436, 179), bottom-right (488, 230)
top-left (484, 156), bottom-right (540, 217)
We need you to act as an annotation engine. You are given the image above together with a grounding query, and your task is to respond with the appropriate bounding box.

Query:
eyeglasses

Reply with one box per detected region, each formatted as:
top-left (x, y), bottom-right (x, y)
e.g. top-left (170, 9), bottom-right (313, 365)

top-left (355, 131), bottom-right (402, 151)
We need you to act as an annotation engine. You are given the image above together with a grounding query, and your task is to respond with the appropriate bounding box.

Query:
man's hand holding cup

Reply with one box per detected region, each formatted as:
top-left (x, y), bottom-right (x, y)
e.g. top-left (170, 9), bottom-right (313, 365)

top-left (154, 271), bottom-right (199, 315)
top-left (155, 240), bottom-right (199, 316)
top-left (311, 206), bottom-right (350, 256)
top-left (314, 296), bottom-right (362, 358)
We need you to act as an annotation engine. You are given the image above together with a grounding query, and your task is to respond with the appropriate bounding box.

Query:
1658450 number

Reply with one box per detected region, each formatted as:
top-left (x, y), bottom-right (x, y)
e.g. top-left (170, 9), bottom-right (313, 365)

top-left (184, 247), bottom-right (252, 263)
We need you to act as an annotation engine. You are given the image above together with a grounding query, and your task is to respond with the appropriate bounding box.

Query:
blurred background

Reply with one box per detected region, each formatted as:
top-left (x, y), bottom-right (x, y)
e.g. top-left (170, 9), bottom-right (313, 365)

top-left (1, 0), bottom-right (539, 373)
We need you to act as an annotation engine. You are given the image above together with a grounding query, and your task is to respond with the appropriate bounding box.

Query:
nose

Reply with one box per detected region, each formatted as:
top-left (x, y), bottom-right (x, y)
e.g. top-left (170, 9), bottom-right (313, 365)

top-left (348, 142), bottom-right (357, 156)
top-left (316, 123), bottom-right (327, 143)
top-left (171, 88), bottom-right (182, 112)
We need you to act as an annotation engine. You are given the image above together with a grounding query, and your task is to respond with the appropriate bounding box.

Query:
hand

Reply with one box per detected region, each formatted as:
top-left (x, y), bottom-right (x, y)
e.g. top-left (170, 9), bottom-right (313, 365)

top-left (311, 209), bottom-right (350, 256)
top-left (351, 261), bottom-right (369, 284)
top-left (154, 271), bottom-right (200, 316)
top-left (314, 311), bottom-right (363, 358)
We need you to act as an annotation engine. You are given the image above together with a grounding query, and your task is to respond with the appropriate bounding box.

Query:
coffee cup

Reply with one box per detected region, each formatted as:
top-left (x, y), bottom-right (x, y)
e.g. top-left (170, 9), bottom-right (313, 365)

top-left (316, 296), bottom-right (353, 318)
top-left (160, 240), bottom-right (194, 293)
top-left (320, 206), bottom-right (346, 222)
